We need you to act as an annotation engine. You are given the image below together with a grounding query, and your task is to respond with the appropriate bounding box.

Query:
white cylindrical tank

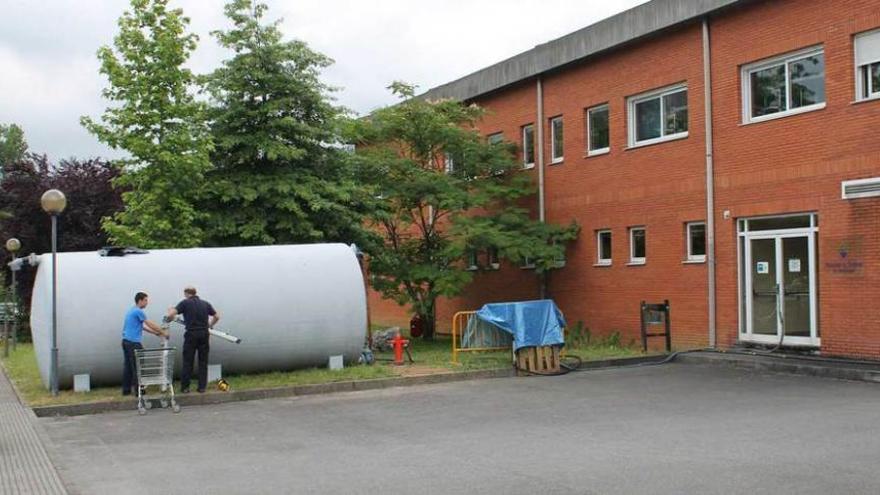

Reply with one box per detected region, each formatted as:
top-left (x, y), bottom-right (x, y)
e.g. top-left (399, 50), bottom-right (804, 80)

top-left (30, 244), bottom-right (367, 389)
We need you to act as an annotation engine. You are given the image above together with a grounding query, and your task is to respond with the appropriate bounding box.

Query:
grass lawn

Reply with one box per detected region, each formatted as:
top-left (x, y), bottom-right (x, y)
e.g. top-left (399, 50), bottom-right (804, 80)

top-left (1, 332), bottom-right (645, 408)
top-left (383, 335), bottom-right (646, 370)
top-left (0, 344), bottom-right (397, 408)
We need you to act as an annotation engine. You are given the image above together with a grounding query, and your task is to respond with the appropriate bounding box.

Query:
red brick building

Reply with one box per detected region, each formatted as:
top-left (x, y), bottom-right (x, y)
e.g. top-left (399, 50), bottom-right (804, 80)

top-left (371, 0), bottom-right (880, 359)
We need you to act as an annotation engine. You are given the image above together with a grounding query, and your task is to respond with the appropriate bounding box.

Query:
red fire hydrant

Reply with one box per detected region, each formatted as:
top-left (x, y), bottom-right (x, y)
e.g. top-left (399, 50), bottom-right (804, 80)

top-left (391, 333), bottom-right (409, 366)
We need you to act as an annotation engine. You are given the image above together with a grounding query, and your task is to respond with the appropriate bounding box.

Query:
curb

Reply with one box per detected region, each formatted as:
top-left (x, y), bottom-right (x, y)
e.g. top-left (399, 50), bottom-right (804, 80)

top-left (32, 367), bottom-right (517, 417)
top-left (675, 351), bottom-right (880, 383)
top-left (28, 354), bottom-right (671, 417)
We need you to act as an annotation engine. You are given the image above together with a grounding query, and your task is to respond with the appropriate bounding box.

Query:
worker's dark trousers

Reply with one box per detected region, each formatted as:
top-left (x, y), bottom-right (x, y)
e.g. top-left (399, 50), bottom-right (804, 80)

top-left (121, 339), bottom-right (143, 395)
top-left (181, 330), bottom-right (209, 391)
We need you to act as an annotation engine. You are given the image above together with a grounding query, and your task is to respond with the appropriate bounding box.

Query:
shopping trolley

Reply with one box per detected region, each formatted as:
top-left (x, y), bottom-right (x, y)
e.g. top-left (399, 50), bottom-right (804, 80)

top-left (134, 343), bottom-right (181, 415)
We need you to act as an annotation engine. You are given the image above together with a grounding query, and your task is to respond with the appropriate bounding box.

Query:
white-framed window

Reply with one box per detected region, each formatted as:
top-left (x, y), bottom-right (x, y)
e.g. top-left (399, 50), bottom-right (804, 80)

top-left (520, 256), bottom-right (535, 269)
top-left (742, 46), bottom-right (825, 124)
top-left (587, 104), bottom-right (610, 155)
top-left (554, 253), bottom-right (566, 268)
top-left (550, 116), bottom-right (564, 164)
top-left (627, 84), bottom-right (688, 147)
top-left (486, 247), bottom-right (500, 270)
top-left (629, 227), bottom-right (646, 265)
top-left (443, 153), bottom-right (454, 174)
top-left (855, 29), bottom-right (880, 101)
top-left (521, 124), bottom-right (535, 169)
top-left (596, 230), bottom-right (612, 266)
top-left (553, 245), bottom-right (566, 268)
top-left (487, 132), bottom-right (504, 145)
top-left (466, 250), bottom-right (479, 271)
top-left (686, 222), bottom-right (707, 262)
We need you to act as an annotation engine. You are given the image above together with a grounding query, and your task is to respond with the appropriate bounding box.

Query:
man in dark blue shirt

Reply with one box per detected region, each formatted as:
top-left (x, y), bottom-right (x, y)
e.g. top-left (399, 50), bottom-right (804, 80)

top-left (121, 292), bottom-right (168, 396)
top-left (165, 286), bottom-right (220, 393)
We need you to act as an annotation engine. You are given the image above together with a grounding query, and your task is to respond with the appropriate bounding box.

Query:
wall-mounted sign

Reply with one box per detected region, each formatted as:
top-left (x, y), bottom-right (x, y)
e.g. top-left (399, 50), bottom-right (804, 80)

top-left (756, 261), bottom-right (770, 275)
top-left (825, 237), bottom-right (865, 276)
top-left (788, 258), bottom-right (801, 273)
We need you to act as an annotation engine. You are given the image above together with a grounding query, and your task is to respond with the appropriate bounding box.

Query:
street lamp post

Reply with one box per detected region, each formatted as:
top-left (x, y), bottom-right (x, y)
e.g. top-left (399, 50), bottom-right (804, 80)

top-left (4, 238), bottom-right (21, 358)
top-left (41, 189), bottom-right (66, 396)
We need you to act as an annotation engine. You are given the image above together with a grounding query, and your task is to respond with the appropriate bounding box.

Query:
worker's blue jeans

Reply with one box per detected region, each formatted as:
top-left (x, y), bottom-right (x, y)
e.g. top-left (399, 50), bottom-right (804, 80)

top-left (121, 339), bottom-right (143, 395)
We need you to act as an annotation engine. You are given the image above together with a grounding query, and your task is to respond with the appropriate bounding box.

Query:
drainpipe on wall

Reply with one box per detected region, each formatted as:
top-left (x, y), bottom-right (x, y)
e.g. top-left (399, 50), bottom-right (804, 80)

top-left (702, 17), bottom-right (718, 348)
top-left (536, 77), bottom-right (546, 223)
top-left (536, 77), bottom-right (548, 299)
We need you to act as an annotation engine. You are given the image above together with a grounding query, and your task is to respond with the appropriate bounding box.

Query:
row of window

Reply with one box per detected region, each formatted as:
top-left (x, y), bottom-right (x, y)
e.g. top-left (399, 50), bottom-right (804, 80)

top-left (467, 248), bottom-right (568, 271)
top-left (517, 82), bottom-right (688, 168)
top-left (594, 222), bottom-right (707, 266)
top-left (508, 29), bottom-right (880, 167)
top-left (464, 222), bottom-right (707, 271)
top-left (467, 247), bottom-right (500, 271)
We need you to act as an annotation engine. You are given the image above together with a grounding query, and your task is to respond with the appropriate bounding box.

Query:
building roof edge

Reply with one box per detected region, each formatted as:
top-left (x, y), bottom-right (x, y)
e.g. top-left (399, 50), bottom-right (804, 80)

top-left (419, 0), bottom-right (743, 102)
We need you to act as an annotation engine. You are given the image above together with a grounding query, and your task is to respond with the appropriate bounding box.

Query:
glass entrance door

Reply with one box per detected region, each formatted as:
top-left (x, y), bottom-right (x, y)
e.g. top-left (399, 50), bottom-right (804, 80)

top-left (782, 237), bottom-right (811, 338)
top-left (741, 216), bottom-right (818, 347)
top-left (749, 238), bottom-right (779, 336)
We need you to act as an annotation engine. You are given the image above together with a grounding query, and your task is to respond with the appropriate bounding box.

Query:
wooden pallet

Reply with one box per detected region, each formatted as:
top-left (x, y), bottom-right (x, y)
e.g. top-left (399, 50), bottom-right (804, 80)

top-left (516, 345), bottom-right (561, 374)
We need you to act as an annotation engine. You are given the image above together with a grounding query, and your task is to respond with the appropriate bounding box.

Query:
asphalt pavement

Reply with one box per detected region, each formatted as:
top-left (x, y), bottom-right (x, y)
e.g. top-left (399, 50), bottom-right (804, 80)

top-left (39, 363), bottom-right (880, 495)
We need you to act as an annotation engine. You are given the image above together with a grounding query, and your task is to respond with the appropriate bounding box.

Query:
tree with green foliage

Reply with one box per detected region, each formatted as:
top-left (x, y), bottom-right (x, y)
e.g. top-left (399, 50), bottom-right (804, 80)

top-left (82, 0), bottom-right (212, 248)
top-left (351, 83), bottom-right (579, 340)
top-left (0, 123), bottom-right (28, 172)
top-left (201, 0), bottom-right (369, 246)
top-left (0, 123), bottom-right (27, 219)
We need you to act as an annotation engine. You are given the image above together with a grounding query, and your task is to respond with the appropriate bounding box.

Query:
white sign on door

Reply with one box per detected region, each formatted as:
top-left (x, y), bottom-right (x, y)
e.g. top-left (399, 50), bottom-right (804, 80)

top-left (789, 258), bottom-right (801, 273)
top-left (757, 261), bottom-right (770, 275)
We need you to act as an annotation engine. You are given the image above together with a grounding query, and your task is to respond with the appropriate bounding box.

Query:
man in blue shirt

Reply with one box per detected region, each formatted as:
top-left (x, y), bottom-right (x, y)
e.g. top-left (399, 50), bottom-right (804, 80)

top-left (122, 292), bottom-right (168, 396)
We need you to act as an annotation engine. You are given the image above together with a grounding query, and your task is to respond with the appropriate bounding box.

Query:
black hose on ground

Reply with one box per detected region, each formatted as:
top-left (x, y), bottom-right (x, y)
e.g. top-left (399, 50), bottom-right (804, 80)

top-left (746, 326), bottom-right (786, 355)
top-left (519, 346), bottom-right (880, 377)
top-left (720, 347), bottom-right (880, 367)
top-left (563, 350), bottom-right (690, 372)
top-left (537, 348), bottom-right (715, 375)
top-left (515, 350), bottom-right (693, 376)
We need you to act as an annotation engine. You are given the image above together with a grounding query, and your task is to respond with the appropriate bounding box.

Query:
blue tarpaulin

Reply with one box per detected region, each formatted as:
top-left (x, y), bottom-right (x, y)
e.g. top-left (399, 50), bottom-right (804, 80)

top-left (474, 300), bottom-right (566, 351)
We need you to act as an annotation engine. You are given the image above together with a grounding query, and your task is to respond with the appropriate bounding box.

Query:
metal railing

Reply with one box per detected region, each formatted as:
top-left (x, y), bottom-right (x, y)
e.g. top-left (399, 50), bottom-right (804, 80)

top-left (451, 311), bottom-right (512, 363)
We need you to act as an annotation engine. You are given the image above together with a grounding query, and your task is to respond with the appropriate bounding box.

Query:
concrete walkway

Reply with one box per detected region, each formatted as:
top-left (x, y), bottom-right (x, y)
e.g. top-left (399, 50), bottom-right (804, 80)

top-left (0, 369), bottom-right (67, 495)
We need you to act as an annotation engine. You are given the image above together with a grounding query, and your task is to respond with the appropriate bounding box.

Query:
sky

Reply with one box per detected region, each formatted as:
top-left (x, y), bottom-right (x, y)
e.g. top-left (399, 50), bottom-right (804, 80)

top-left (0, 0), bottom-right (648, 161)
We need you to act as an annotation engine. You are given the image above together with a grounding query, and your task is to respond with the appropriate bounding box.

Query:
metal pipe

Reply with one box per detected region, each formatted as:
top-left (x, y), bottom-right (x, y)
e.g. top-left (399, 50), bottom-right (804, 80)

top-left (10, 269), bottom-right (15, 351)
top-left (3, 276), bottom-right (8, 358)
top-left (536, 77), bottom-right (549, 299)
top-left (702, 18), bottom-right (717, 348)
top-left (50, 214), bottom-right (59, 395)
top-left (536, 77), bottom-right (546, 223)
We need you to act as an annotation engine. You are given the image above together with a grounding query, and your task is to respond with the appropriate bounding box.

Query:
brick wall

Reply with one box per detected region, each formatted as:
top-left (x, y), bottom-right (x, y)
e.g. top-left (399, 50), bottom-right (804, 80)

top-left (537, 22), bottom-right (710, 349)
top-left (711, 0), bottom-right (880, 358)
top-left (369, 0), bottom-right (880, 358)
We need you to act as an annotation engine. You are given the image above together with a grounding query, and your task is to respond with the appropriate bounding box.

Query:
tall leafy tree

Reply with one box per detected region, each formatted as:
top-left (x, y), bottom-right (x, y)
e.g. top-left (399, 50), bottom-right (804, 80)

top-left (352, 83), bottom-right (579, 340)
top-left (201, 0), bottom-right (369, 246)
top-left (82, 0), bottom-right (212, 248)
top-left (0, 123), bottom-right (28, 174)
